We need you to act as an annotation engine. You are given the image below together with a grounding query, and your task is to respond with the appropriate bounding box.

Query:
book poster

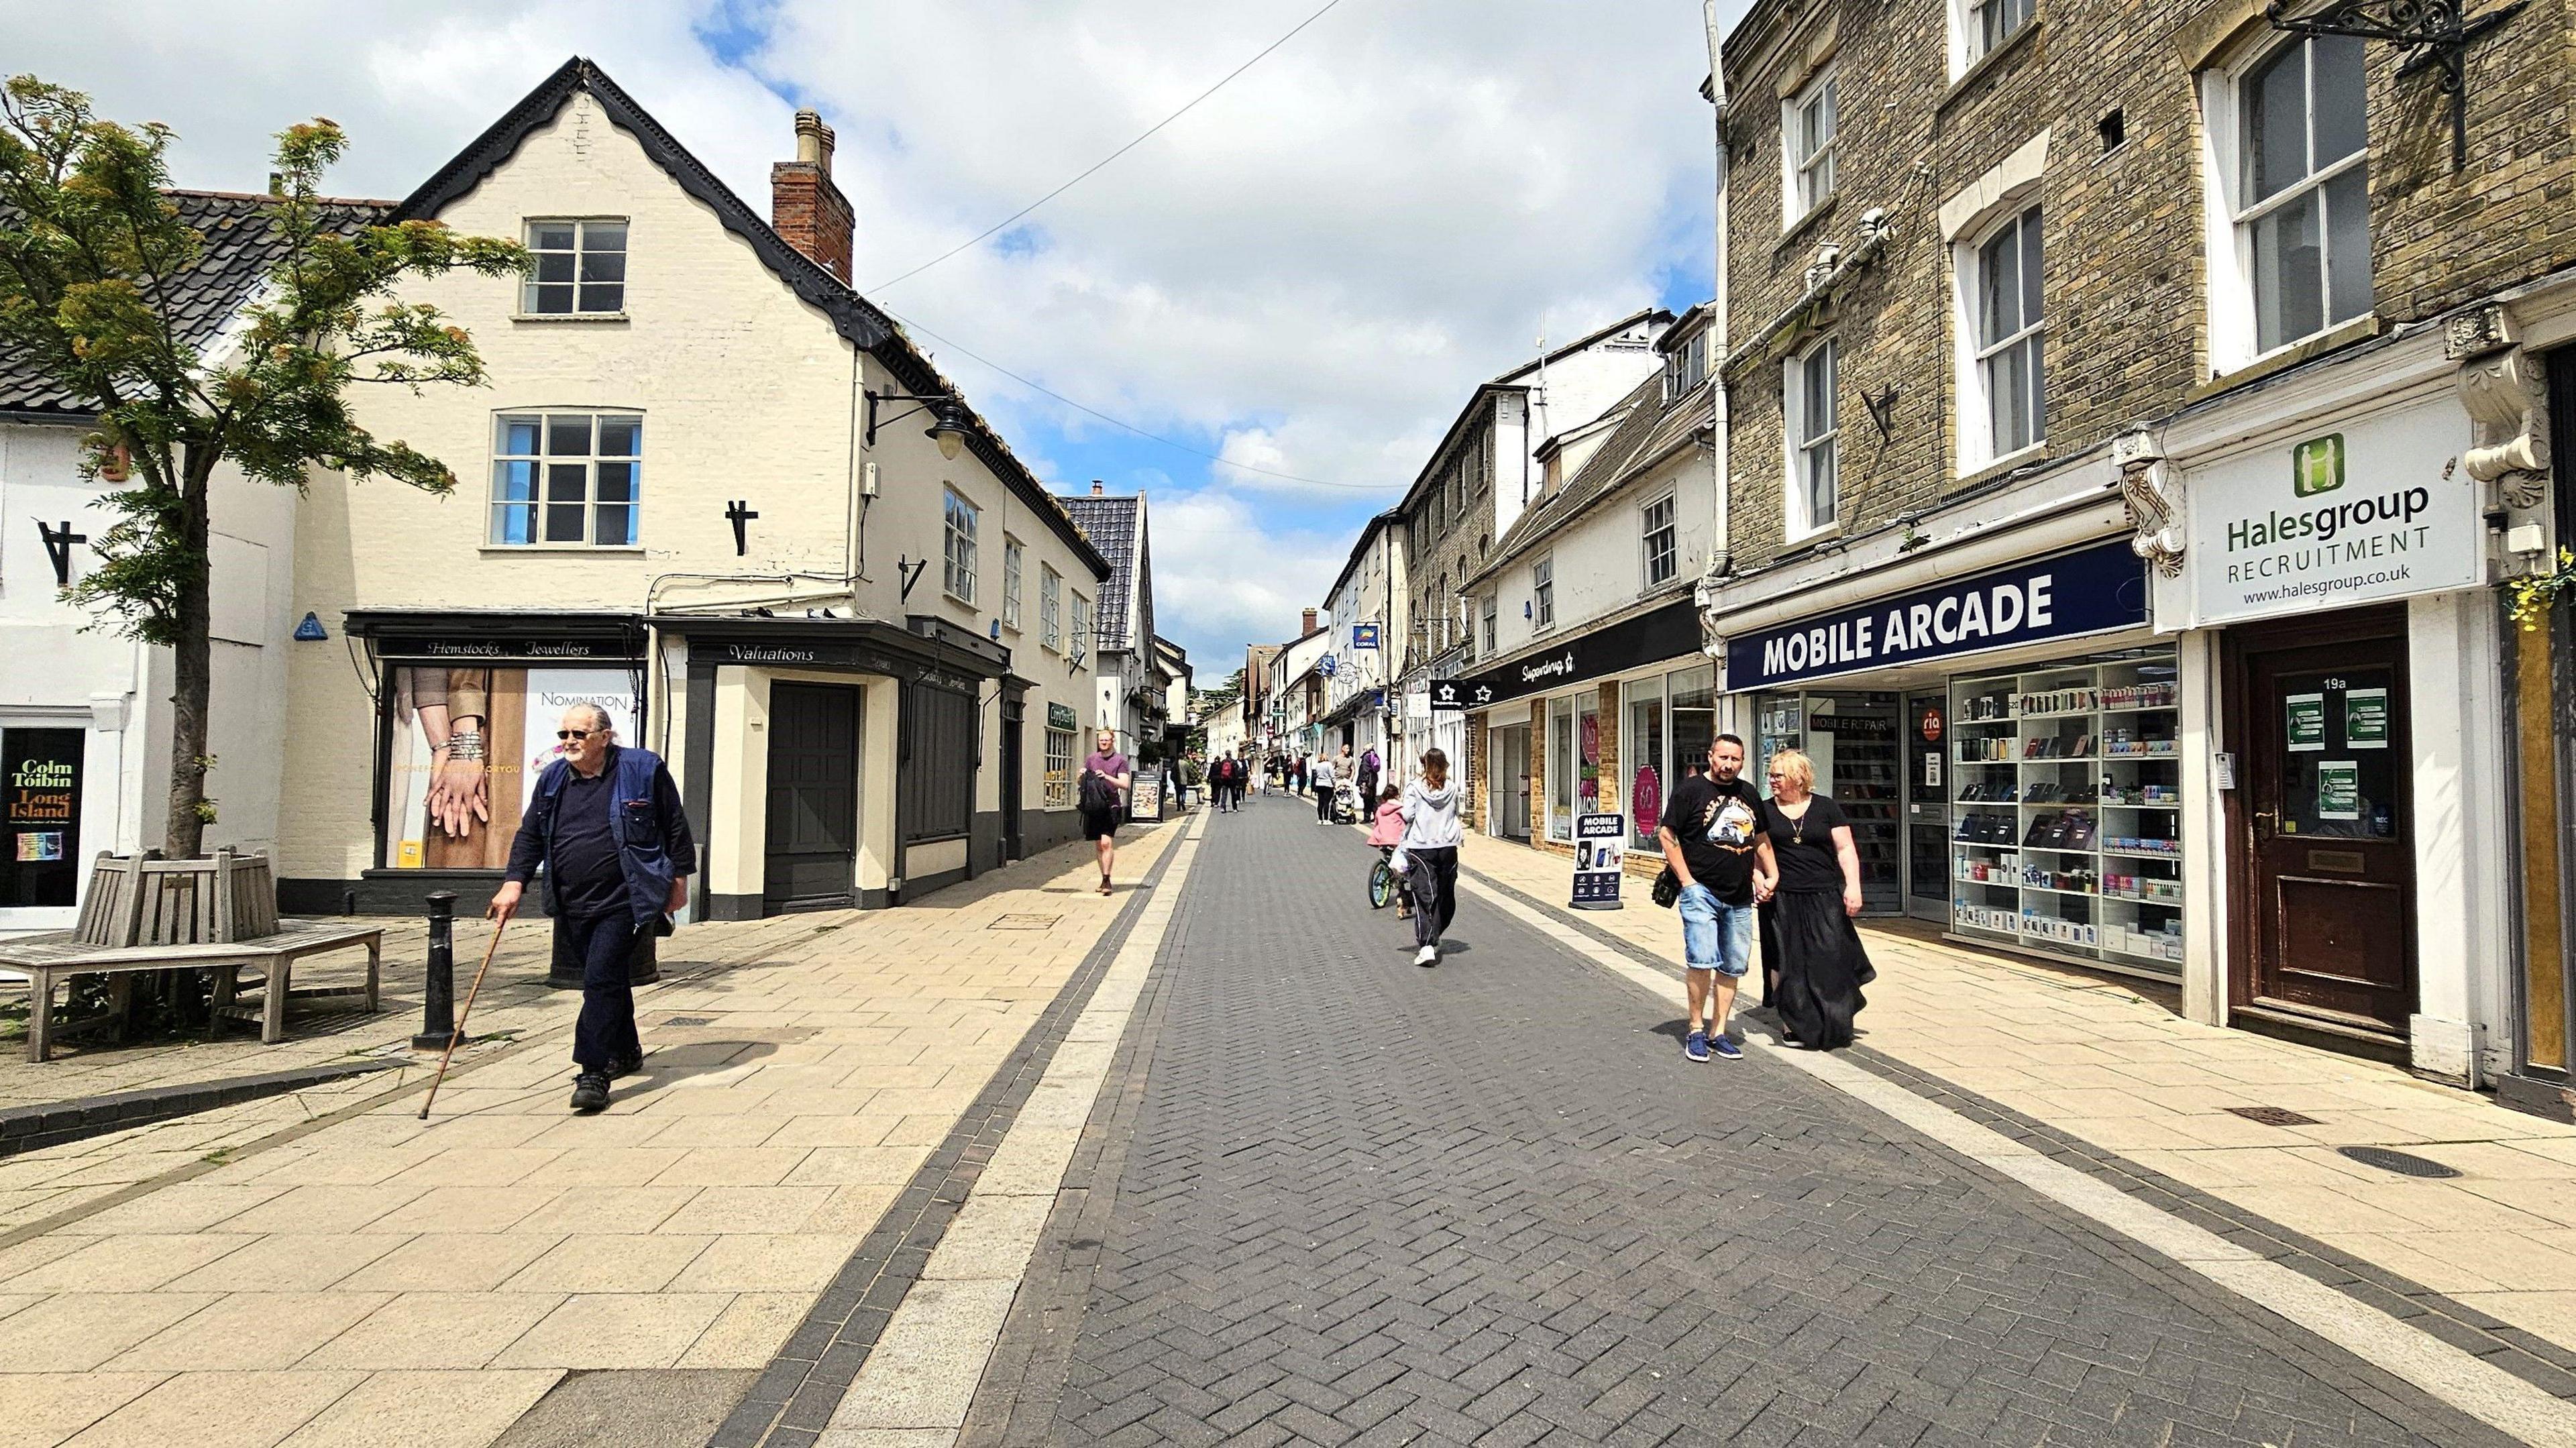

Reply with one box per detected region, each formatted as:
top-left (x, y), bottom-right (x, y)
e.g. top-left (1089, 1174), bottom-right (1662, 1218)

top-left (2345, 688), bottom-right (2388, 749)
top-left (2315, 760), bottom-right (2361, 821)
top-left (2285, 693), bottom-right (2326, 753)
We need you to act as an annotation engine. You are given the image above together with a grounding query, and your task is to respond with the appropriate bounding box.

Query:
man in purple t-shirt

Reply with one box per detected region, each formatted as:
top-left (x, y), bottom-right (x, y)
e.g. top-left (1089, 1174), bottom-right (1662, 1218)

top-left (1079, 729), bottom-right (1132, 895)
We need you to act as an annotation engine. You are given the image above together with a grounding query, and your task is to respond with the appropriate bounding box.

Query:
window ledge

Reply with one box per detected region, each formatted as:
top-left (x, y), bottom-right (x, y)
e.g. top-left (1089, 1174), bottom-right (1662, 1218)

top-left (480, 545), bottom-right (646, 555)
top-left (1938, 17), bottom-right (2043, 113)
top-left (512, 312), bottom-right (631, 324)
top-left (1776, 192), bottom-right (1841, 254)
top-left (1955, 441), bottom-right (2051, 490)
top-left (1782, 518), bottom-right (1846, 550)
top-left (2190, 313), bottom-right (2384, 404)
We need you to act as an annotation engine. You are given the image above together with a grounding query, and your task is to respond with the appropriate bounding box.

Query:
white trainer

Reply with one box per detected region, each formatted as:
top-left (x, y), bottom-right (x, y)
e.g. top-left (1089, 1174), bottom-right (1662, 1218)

top-left (1413, 945), bottom-right (1438, 968)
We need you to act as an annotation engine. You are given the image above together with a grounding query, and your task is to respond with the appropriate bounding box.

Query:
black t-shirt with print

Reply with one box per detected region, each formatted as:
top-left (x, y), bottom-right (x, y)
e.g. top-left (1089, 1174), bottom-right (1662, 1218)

top-left (1659, 773), bottom-right (1766, 906)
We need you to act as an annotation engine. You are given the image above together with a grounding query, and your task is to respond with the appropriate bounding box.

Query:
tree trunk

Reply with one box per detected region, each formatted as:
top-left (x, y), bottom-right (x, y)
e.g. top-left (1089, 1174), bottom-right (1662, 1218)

top-left (164, 445), bottom-right (217, 859)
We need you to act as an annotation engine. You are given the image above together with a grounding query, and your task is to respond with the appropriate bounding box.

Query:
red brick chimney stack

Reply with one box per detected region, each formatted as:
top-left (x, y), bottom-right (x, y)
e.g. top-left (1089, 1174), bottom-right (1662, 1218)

top-left (771, 109), bottom-right (855, 282)
top-left (1091, 480), bottom-right (1106, 496)
top-left (1302, 608), bottom-right (1318, 636)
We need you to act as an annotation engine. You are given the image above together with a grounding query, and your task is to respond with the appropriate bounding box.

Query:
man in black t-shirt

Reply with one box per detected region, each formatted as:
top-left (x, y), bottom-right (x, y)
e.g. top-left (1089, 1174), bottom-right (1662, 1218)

top-left (1657, 734), bottom-right (1777, 1062)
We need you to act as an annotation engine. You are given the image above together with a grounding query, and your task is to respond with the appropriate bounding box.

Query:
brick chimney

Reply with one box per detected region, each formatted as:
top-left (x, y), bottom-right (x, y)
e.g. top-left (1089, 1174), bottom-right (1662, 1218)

top-left (1090, 479), bottom-right (1106, 496)
top-left (771, 109), bottom-right (855, 282)
top-left (1301, 608), bottom-right (1318, 636)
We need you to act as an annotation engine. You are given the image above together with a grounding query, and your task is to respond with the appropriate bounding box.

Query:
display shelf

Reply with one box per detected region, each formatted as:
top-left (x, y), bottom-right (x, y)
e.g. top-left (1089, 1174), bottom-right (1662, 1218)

top-left (1948, 653), bottom-right (2184, 979)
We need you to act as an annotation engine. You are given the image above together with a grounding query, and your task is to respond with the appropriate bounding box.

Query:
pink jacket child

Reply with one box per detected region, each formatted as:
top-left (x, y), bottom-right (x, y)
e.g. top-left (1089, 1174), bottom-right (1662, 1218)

top-left (1367, 797), bottom-right (1407, 848)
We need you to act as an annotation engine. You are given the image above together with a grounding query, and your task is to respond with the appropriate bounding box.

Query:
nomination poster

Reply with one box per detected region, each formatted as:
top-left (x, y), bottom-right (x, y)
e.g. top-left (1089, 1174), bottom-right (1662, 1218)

top-left (382, 666), bottom-right (639, 870)
top-left (3, 728), bottom-right (84, 907)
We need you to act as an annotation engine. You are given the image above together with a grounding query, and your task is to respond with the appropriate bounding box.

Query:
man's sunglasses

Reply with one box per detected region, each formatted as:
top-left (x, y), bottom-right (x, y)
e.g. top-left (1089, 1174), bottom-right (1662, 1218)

top-left (557, 729), bottom-right (598, 741)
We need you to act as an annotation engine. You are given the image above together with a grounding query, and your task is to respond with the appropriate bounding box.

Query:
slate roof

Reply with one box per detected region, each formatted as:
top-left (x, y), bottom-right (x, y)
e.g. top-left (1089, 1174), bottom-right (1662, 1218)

top-left (1471, 371), bottom-right (1715, 587)
top-left (0, 190), bottom-right (389, 418)
top-left (398, 56), bottom-right (1108, 582)
top-left (1059, 493), bottom-right (1143, 651)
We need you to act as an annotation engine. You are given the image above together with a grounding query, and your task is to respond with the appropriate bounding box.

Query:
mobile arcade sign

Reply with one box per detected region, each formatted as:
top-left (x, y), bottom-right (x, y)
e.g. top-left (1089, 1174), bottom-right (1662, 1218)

top-left (1727, 539), bottom-right (2150, 690)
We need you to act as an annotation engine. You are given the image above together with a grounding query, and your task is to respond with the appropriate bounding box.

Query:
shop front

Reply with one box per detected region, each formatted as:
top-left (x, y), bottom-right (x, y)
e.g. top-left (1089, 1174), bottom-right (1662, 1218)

top-left (1721, 538), bottom-right (2176, 978)
top-left (2155, 387), bottom-right (2504, 1076)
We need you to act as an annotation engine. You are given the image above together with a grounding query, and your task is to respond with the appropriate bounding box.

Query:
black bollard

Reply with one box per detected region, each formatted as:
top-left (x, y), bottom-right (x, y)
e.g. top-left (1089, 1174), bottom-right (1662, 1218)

top-left (414, 891), bottom-right (461, 1050)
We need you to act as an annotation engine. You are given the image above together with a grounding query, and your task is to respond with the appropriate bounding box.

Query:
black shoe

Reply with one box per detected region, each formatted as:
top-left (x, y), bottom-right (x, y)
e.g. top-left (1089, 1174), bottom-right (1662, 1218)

top-left (570, 1072), bottom-right (611, 1113)
top-left (606, 1054), bottom-right (643, 1079)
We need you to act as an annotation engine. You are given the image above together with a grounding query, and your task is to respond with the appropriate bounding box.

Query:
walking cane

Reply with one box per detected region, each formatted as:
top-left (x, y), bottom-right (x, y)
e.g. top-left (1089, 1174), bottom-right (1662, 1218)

top-left (419, 913), bottom-right (509, 1121)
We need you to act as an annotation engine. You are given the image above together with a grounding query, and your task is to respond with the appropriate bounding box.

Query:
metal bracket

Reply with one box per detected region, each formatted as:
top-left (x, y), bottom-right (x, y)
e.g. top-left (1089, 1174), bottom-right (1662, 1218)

top-left (35, 519), bottom-right (86, 588)
top-left (2265, 0), bottom-right (2528, 171)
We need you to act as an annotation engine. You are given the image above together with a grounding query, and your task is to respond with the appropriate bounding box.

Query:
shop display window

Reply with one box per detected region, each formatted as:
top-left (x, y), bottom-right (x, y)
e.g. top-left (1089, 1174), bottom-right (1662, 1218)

top-left (380, 663), bottom-right (641, 870)
top-left (1752, 692), bottom-right (1901, 913)
top-left (1548, 695), bottom-right (1575, 840)
top-left (1624, 677), bottom-right (1665, 851)
top-left (1044, 726), bottom-right (1075, 807)
top-left (1948, 650), bottom-right (2184, 976)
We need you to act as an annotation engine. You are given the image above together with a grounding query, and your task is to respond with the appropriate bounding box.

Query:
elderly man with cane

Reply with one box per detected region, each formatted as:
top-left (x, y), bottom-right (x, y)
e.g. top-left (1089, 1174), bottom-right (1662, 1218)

top-left (489, 704), bottom-right (695, 1114)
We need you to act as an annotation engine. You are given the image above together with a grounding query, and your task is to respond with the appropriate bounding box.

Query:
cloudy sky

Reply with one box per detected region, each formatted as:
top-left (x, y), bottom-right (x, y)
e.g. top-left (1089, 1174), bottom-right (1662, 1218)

top-left (9, 0), bottom-right (1743, 677)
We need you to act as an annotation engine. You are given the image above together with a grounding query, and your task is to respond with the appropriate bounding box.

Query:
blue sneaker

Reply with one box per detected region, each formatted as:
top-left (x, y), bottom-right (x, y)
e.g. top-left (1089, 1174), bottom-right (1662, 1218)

top-left (1711, 1034), bottom-right (1743, 1062)
top-left (1684, 1030), bottom-right (1711, 1063)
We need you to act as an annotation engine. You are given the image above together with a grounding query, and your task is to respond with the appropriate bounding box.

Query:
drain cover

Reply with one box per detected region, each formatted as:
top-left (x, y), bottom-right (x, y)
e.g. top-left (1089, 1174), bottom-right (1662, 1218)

top-left (989, 914), bottom-right (1061, 931)
top-left (2226, 1105), bottom-right (2322, 1127)
top-left (2337, 1146), bottom-right (2461, 1178)
top-left (661, 1015), bottom-right (717, 1027)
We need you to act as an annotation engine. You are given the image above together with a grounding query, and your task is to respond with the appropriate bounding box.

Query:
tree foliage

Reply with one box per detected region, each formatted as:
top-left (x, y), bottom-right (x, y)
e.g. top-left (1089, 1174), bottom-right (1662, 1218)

top-left (0, 75), bottom-right (527, 853)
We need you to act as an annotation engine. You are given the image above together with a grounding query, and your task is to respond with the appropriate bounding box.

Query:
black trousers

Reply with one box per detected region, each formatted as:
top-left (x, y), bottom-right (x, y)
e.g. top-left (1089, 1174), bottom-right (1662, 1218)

top-left (1317, 788), bottom-right (1337, 822)
top-left (559, 910), bottom-right (643, 1071)
top-left (1407, 846), bottom-right (1458, 946)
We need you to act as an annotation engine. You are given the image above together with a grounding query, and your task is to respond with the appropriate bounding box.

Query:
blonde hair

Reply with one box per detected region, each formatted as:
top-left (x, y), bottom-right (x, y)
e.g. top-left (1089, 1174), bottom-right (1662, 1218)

top-left (1766, 748), bottom-right (1815, 793)
top-left (1420, 748), bottom-right (1450, 789)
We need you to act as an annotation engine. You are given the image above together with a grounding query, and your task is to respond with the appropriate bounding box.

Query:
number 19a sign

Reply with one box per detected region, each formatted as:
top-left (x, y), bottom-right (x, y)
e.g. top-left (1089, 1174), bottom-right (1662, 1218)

top-left (1571, 813), bottom-right (1625, 910)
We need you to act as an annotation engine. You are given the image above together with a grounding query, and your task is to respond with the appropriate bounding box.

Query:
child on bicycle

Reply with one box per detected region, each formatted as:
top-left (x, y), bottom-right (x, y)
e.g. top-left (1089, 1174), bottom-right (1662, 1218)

top-left (1366, 783), bottom-right (1411, 919)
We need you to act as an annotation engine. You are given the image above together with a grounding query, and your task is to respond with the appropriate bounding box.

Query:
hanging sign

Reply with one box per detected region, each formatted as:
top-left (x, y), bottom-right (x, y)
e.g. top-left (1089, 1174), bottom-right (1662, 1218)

top-left (1571, 813), bottom-right (1625, 909)
top-left (1047, 702), bottom-right (1078, 732)
top-left (2178, 399), bottom-right (2483, 627)
top-left (1726, 539), bottom-right (2148, 689)
top-left (1352, 624), bottom-right (1381, 650)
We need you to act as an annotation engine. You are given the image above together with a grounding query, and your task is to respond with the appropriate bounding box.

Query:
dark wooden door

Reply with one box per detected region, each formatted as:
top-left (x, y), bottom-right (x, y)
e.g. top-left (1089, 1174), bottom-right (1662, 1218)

top-left (999, 699), bottom-right (1025, 862)
top-left (1905, 693), bottom-right (1949, 919)
top-left (2230, 611), bottom-right (2415, 1036)
top-left (765, 683), bottom-right (859, 909)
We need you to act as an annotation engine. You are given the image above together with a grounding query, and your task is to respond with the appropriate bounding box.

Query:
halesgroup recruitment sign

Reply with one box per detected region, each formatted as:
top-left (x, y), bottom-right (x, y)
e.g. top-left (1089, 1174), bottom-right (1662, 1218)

top-left (2180, 398), bottom-right (2482, 627)
top-left (1726, 539), bottom-right (2149, 690)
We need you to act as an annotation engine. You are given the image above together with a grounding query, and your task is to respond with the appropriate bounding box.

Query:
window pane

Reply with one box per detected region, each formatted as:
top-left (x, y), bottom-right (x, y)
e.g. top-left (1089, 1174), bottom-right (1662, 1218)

top-left (2019, 208), bottom-right (2043, 324)
top-left (547, 416), bottom-right (593, 455)
top-left (547, 461), bottom-right (588, 503)
top-left (2245, 45), bottom-right (2310, 204)
top-left (1988, 339), bottom-right (2031, 453)
top-left (535, 252), bottom-right (576, 284)
top-left (2252, 186), bottom-right (2325, 350)
top-left (2028, 332), bottom-right (2047, 444)
top-left (491, 503), bottom-right (534, 545)
top-left (596, 418), bottom-right (641, 456)
top-left (578, 284), bottom-right (624, 313)
top-left (2324, 164), bottom-right (2372, 325)
top-left (2312, 36), bottom-right (2367, 166)
top-left (1980, 225), bottom-right (2021, 344)
top-left (498, 416), bottom-right (541, 455)
top-left (492, 459), bottom-right (537, 503)
top-left (530, 223), bottom-right (576, 252)
top-left (581, 220), bottom-right (628, 253)
top-left (579, 248), bottom-right (626, 282)
top-left (594, 461), bottom-right (635, 504)
top-left (531, 284), bottom-right (574, 314)
top-left (594, 504), bottom-right (635, 547)
top-left (1801, 343), bottom-right (1835, 443)
top-left (544, 503), bottom-right (586, 543)
top-left (1806, 441), bottom-right (1837, 526)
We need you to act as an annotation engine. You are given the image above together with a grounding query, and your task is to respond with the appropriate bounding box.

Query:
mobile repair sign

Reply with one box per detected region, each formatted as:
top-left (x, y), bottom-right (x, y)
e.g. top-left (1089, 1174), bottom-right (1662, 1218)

top-left (1726, 539), bottom-right (2149, 689)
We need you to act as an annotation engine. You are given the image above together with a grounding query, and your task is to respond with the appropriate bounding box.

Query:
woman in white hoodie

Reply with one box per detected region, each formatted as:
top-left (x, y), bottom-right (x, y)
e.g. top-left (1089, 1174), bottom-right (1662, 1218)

top-left (1401, 748), bottom-right (1464, 966)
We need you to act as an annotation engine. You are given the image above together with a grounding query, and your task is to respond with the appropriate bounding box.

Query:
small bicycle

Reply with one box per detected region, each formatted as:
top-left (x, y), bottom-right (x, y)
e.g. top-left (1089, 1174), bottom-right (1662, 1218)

top-left (1368, 845), bottom-right (1406, 911)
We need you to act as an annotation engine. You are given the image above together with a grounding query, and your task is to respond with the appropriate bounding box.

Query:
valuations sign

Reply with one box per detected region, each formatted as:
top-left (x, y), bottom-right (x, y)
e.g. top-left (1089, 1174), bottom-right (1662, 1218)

top-left (2178, 398), bottom-right (2482, 628)
top-left (1726, 539), bottom-right (2149, 689)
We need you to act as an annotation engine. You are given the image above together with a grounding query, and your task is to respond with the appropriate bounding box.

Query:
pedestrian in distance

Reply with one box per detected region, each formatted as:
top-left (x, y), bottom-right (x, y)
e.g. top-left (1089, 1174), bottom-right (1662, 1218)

top-left (488, 704), bottom-right (695, 1115)
top-left (1401, 747), bottom-right (1464, 966)
top-left (1292, 754), bottom-right (1308, 797)
top-left (1657, 734), bottom-right (1776, 1063)
top-left (1758, 749), bottom-right (1874, 1050)
top-left (1310, 749), bottom-right (1338, 824)
top-left (1366, 781), bottom-right (1413, 920)
top-left (1079, 729), bottom-right (1132, 895)
top-left (1223, 750), bottom-right (1246, 811)
top-left (1356, 744), bottom-right (1381, 807)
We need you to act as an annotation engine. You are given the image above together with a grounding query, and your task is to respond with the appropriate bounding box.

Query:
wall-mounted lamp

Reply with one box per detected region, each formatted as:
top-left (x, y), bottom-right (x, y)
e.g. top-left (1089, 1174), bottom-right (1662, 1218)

top-left (864, 388), bottom-right (972, 461)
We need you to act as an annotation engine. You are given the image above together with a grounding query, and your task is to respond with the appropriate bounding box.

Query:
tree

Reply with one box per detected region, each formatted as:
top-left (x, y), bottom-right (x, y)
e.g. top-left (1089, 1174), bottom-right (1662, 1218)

top-left (1193, 665), bottom-right (1246, 717)
top-left (0, 76), bottom-right (527, 857)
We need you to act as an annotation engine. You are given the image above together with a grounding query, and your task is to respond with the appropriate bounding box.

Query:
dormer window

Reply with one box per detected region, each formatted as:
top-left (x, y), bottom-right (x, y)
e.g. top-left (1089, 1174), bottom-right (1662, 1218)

top-left (524, 219), bottom-right (627, 315)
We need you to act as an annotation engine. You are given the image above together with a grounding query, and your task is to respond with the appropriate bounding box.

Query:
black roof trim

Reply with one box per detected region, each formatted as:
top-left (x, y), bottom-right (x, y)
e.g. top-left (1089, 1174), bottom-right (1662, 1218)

top-left (396, 56), bottom-right (1108, 583)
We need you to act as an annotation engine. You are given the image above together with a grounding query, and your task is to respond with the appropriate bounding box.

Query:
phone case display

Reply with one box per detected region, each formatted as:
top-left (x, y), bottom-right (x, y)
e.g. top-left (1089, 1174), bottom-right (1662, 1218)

top-left (1753, 691), bottom-right (1900, 913)
top-left (1948, 653), bottom-right (2184, 977)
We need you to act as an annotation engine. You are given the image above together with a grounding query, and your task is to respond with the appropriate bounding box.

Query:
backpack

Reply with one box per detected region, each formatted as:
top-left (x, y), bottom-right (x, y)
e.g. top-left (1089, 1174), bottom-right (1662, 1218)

top-left (1079, 769), bottom-right (1121, 812)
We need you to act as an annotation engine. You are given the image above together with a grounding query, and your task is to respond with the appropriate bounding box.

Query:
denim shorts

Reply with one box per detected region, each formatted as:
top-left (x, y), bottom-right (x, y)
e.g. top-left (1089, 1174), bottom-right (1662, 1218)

top-left (1677, 884), bottom-right (1755, 978)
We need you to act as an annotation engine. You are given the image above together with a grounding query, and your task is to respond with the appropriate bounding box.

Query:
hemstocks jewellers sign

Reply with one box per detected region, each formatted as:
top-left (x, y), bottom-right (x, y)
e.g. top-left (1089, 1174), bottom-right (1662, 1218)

top-left (2178, 398), bottom-right (2481, 628)
top-left (1726, 539), bottom-right (2149, 689)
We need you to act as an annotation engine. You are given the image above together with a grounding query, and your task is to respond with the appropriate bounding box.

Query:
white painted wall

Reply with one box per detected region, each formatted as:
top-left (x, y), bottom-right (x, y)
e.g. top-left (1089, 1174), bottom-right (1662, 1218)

top-left (1479, 443), bottom-right (1716, 664)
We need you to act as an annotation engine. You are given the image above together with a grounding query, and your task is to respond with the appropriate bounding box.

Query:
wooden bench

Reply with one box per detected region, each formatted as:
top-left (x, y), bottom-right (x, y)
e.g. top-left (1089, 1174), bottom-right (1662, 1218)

top-left (0, 920), bottom-right (384, 1062)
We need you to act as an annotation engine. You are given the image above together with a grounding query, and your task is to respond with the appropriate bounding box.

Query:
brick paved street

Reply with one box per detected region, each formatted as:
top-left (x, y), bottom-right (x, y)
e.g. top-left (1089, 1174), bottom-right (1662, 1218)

top-left (961, 795), bottom-right (2523, 1447)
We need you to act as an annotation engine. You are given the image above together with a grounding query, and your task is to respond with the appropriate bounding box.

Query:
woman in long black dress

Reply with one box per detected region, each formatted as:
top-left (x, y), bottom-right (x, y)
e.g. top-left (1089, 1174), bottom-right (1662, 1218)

top-left (1758, 749), bottom-right (1872, 1049)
